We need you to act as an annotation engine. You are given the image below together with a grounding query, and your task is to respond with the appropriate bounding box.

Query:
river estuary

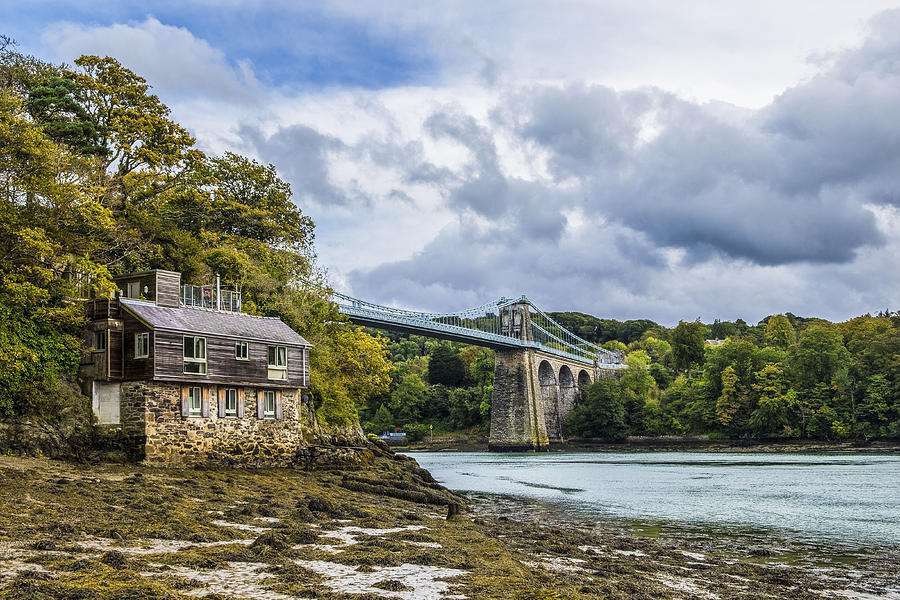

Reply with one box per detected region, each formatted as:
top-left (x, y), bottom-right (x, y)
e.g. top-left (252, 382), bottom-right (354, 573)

top-left (410, 451), bottom-right (900, 548)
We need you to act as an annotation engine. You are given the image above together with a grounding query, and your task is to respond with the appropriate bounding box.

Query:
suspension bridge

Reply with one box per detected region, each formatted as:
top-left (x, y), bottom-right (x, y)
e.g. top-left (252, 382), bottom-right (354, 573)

top-left (334, 293), bottom-right (626, 451)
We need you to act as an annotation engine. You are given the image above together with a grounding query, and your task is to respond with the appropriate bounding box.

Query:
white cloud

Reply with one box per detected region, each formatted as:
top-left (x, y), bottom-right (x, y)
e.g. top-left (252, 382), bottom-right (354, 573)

top-left (28, 3), bottom-right (900, 324)
top-left (40, 17), bottom-right (257, 101)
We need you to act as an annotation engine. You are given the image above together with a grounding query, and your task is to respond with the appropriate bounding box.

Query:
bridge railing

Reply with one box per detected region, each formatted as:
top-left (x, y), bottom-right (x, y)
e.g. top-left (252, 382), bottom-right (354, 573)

top-left (339, 303), bottom-right (541, 350)
top-left (334, 292), bottom-right (626, 368)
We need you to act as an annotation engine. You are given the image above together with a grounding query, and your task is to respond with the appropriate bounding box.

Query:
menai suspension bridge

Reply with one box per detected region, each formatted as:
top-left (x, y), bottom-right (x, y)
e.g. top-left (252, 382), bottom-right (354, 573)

top-left (333, 293), bottom-right (624, 368)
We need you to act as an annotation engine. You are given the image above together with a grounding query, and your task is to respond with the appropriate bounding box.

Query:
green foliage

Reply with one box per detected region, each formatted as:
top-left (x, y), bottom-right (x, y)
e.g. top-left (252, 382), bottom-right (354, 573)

top-left (403, 422), bottom-right (429, 442)
top-left (566, 378), bottom-right (627, 441)
top-left (547, 312), bottom-right (661, 344)
top-left (788, 323), bottom-right (850, 391)
top-left (370, 404), bottom-right (394, 434)
top-left (671, 320), bottom-right (706, 373)
top-left (427, 343), bottom-right (466, 387)
top-left (1, 48), bottom-right (393, 431)
top-left (764, 314), bottom-right (796, 349)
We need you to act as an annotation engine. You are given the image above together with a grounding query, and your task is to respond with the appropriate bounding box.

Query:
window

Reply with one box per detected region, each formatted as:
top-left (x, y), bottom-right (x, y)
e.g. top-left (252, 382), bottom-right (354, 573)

top-left (235, 341), bottom-right (248, 360)
top-left (263, 390), bottom-right (276, 419)
top-left (94, 330), bottom-right (106, 351)
top-left (127, 281), bottom-right (140, 298)
top-left (135, 332), bottom-right (150, 358)
top-left (225, 388), bottom-right (238, 417)
top-left (188, 386), bottom-right (202, 417)
top-left (183, 336), bottom-right (207, 374)
top-left (267, 345), bottom-right (287, 380)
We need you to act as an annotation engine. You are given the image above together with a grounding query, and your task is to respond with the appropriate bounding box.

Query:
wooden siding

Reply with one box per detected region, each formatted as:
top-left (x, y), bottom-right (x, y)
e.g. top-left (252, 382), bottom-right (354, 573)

top-left (122, 311), bottom-right (154, 381)
top-left (155, 271), bottom-right (181, 308)
top-left (108, 330), bottom-right (124, 379)
top-left (113, 270), bottom-right (180, 306)
top-left (153, 330), bottom-right (307, 388)
top-left (288, 346), bottom-right (310, 388)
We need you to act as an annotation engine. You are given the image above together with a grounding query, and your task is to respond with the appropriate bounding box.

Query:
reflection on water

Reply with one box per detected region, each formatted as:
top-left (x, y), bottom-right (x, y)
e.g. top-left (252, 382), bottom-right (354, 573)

top-left (409, 451), bottom-right (900, 547)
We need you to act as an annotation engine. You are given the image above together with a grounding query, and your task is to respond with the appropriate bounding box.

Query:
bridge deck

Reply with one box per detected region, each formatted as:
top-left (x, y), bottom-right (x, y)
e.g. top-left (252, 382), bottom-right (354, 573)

top-left (339, 305), bottom-right (622, 367)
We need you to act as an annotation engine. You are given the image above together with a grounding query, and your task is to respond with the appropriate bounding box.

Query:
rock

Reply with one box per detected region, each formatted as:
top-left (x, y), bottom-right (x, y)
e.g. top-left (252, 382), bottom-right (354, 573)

top-left (251, 532), bottom-right (289, 551)
top-left (101, 550), bottom-right (128, 569)
top-left (306, 495), bottom-right (337, 514)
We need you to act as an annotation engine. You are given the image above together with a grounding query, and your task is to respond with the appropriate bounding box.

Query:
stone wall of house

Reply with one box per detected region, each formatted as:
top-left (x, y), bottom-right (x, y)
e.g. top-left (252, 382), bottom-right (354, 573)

top-left (121, 381), bottom-right (318, 467)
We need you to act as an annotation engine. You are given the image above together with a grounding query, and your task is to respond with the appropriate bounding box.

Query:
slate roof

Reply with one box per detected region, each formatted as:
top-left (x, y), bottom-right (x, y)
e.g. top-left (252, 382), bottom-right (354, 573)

top-left (120, 299), bottom-right (311, 346)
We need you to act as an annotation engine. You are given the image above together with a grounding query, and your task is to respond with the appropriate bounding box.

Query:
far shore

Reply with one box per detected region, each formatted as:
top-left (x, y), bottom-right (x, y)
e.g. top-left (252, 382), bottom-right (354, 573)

top-left (394, 435), bottom-right (900, 454)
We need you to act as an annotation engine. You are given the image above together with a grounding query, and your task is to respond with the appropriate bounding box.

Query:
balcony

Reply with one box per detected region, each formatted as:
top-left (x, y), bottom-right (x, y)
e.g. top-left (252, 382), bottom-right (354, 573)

top-left (86, 298), bottom-right (120, 320)
top-left (180, 285), bottom-right (242, 312)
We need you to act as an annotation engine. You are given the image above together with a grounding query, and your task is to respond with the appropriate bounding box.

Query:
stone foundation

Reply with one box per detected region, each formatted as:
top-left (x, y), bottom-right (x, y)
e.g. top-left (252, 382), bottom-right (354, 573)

top-left (121, 381), bottom-right (318, 467)
top-left (488, 349), bottom-right (623, 451)
top-left (488, 349), bottom-right (548, 452)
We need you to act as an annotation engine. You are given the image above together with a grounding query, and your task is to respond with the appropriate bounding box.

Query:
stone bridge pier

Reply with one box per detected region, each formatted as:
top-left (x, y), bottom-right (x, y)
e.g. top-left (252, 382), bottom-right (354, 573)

top-left (488, 348), bottom-right (617, 451)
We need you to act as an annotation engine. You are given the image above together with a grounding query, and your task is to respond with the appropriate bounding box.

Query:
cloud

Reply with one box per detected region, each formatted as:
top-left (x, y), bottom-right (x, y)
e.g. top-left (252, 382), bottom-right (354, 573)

top-left (22, 2), bottom-right (900, 323)
top-left (40, 17), bottom-right (257, 101)
top-left (339, 9), bottom-right (900, 321)
top-left (239, 123), bottom-right (353, 207)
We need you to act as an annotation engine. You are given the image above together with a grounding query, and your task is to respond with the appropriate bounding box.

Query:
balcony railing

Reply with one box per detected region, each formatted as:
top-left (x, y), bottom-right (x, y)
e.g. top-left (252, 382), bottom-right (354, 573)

top-left (181, 285), bottom-right (242, 312)
top-left (86, 298), bottom-right (120, 320)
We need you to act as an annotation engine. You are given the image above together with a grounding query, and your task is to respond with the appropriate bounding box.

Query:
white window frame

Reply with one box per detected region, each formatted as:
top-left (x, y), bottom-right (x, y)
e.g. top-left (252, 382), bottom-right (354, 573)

top-left (263, 390), bottom-right (276, 419)
top-left (188, 386), bottom-right (202, 417)
top-left (235, 341), bottom-right (249, 360)
top-left (224, 388), bottom-right (238, 418)
top-left (183, 336), bottom-right (207, 375)
top-left (135, 332), bottom-right (150, 359)
top-left (127, 281), bottom-right (140, 298)
top-left (267, 345), bottom-right (287, 380)
top-left (94, 330), bottom-right (106, 351)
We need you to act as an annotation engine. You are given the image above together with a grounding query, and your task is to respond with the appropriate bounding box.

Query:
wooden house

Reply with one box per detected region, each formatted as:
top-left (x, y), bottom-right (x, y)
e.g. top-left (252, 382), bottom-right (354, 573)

top-left (80, 270), bottom-right (316, 466)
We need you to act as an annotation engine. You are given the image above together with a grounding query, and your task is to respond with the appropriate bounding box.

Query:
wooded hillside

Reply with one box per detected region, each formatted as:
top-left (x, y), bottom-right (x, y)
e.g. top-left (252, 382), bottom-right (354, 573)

top-left (0, 37), bottom-right (391, 430)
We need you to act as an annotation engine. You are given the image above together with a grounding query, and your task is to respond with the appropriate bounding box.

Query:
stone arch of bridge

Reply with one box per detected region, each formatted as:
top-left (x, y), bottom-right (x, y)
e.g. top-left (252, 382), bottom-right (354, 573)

top-left (538, 360), bottom-right (562, 441)
top-left (577, 369), bottom-right (592, 388)
top-left (558, 365), bottom-right (577, 439)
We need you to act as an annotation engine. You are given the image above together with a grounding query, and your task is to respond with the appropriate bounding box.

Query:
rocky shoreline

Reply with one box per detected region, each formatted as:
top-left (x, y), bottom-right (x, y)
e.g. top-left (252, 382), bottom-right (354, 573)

top-left (0, 450), bottom-right (897, 599)
top-left (399, 437), bottom-right (900, 454)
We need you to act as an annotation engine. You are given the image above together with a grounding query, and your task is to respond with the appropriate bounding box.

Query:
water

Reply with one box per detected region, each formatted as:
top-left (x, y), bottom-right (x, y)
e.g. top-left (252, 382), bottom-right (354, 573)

top-left (410, 451), bottom-right (900, 547)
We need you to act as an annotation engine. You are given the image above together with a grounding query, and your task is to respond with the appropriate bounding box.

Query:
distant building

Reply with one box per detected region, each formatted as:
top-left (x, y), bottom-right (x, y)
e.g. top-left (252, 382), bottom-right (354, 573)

top-left (704, 339), bottom-right (727, 346)
top-left (80, 270), bottom-right (314, 466)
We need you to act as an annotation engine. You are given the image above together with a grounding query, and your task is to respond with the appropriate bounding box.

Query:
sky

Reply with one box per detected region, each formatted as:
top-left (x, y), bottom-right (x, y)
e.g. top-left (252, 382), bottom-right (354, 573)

top-left (5, 1), bottom-right (900, 325)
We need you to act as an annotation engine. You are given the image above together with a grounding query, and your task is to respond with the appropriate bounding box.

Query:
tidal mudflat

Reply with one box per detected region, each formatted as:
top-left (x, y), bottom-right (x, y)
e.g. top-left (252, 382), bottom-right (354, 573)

top-left (0, 453), bottom-right (897, 599)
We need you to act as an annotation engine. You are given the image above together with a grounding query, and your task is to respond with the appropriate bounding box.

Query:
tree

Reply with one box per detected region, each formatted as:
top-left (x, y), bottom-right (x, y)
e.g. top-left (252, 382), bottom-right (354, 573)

top-left (620, 350), bottom-right (656, 435)
top-left (566, 378), bottom-right (627, 441)
top-left (858, 374), bottom-right (893, 437)
top-left (389, 372), bottom-right (428, 424)
top-left (749, 363), bottom-right (792, 436)
top-left (26, 76), bottom-right (106, 156)
top-left (312, 326), bottom-right (393, 427)
top-left (207, 152), bottom-right (314, 251)
top-left (671, 320), bottom-right (705, 373)
top-left (764, 315), bottom-right (796, 349)
top-left (715, 366), bottom-right (744, 432)
top-left (448, 387), bottom-right (482, 429)
top-left (788, 323), bottom-right (850, 391)
top-left (370, 404), bottom-right (394, 434)
top-left (427, 343), bottom-right (466, 387)
top-left (64, 56), bottom-right (199, 179)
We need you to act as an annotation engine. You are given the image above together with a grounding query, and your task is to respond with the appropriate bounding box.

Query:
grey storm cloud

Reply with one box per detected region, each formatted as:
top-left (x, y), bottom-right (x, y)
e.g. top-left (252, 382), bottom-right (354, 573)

top-left (343, 11), bottom-right (900, 319)
top-left (349, 218), bottom-right (665, 313)
top-left (500, 78), bottom-right (886, 265)
top-left (222, 9), bottom-right (900, 321)
top-left (238, 123), bottom-right (352, 207)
